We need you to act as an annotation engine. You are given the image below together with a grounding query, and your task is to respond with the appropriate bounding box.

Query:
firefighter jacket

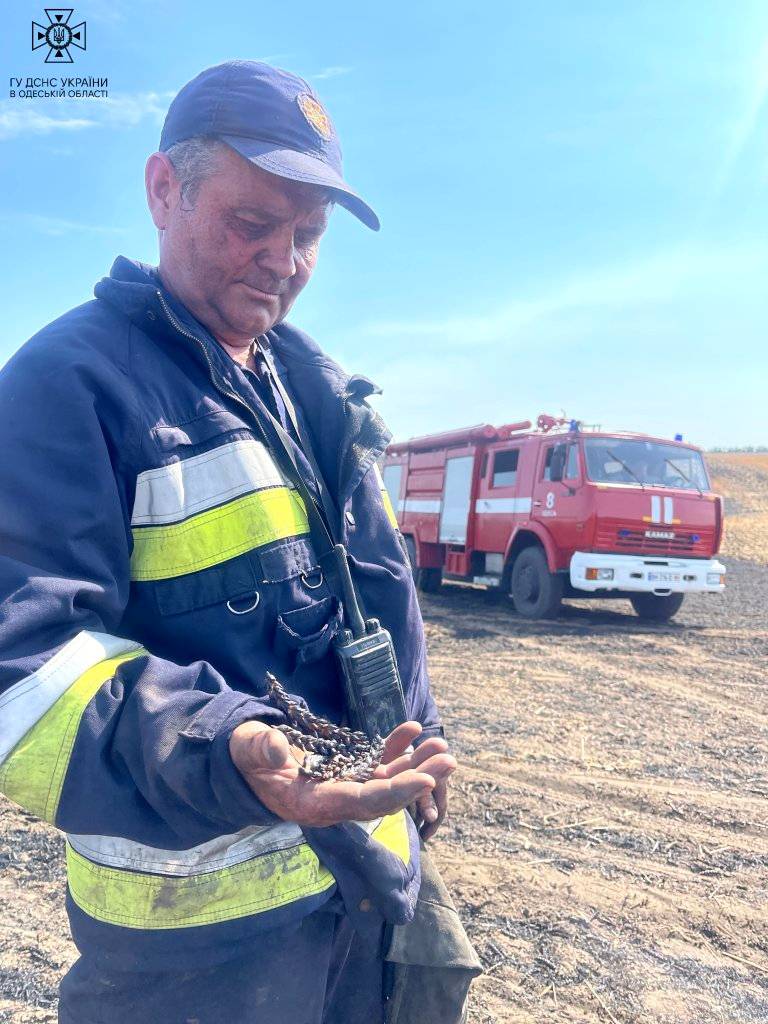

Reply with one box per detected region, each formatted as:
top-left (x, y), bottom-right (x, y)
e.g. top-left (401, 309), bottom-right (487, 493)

top-left (0, 256), bottom-right (441, 969)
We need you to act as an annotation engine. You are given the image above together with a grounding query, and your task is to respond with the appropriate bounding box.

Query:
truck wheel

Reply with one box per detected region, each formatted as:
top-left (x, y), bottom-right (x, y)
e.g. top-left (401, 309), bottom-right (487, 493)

top-left (630, 593), bottom-right (685, 622)
top-left (404, 537), bottom-right (442, 594)
top-left (510, 546), bottom-right (563, 619)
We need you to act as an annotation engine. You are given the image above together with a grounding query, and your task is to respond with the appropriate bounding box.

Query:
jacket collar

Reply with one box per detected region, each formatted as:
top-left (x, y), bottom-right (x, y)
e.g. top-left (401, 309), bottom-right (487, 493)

top-left (95, 256), bottom-right (391, 505)
top-left (270, 324), bottom-right (391, 504)
top-left (94, 256), bottom-right (237, 383)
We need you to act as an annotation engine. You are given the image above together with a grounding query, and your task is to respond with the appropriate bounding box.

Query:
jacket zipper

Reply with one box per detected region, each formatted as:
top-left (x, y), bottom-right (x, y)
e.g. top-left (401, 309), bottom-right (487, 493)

top-left (156, 290), bottom-right (345, 540)
top-left (156, 291), bottom-right (277, 451)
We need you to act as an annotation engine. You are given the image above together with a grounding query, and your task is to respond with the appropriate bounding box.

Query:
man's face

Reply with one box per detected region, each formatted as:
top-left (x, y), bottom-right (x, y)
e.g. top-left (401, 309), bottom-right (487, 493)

top-left (158, 144), bottom-right (332, 343)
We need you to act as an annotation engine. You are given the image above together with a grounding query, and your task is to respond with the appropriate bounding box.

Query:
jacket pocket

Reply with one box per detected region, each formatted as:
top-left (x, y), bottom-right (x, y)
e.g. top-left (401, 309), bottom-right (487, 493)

top-left (257, 536), bottom-right (322, 584)
top-left (274, 596), bottom-right (342, 666)
top-left (154, 555), bottom-right (260, 616)
top-left (151, 408), bottom-right (249, 453)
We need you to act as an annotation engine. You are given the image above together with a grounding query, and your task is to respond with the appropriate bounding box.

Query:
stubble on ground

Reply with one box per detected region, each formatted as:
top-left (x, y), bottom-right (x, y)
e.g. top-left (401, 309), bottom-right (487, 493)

top-left (433, 453), bottom-right (768, 1023)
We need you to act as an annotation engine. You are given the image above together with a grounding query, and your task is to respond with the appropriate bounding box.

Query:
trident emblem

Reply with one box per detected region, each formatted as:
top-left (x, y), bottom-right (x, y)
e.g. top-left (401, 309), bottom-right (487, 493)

top-left (32, 9), bottom-right (86, 64)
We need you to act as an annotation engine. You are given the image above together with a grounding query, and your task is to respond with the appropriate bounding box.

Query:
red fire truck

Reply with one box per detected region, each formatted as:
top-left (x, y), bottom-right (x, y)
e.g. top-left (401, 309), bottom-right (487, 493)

top-left (381, 416), bottom-right (726, 621)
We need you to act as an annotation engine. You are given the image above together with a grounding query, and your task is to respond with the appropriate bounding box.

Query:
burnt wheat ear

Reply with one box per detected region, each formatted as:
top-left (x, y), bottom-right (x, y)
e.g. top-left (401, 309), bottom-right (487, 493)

top-left (265, 673), bottom-right (385, 782)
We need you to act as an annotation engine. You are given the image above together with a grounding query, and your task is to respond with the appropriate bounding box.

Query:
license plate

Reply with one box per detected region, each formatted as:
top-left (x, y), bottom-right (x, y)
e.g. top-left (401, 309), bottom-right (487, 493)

top-left (648, 571), bottom-right (681, 582)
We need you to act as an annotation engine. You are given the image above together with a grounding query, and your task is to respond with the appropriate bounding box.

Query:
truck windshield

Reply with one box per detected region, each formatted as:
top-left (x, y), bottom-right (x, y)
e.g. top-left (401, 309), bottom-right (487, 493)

top-left (583, 438), bottom-right (709, 491)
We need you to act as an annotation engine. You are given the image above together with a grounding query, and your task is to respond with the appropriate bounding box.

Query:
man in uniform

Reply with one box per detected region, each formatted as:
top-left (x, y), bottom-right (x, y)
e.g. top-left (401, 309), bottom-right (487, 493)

top-left (0, 62), bottom-right (476, 1022)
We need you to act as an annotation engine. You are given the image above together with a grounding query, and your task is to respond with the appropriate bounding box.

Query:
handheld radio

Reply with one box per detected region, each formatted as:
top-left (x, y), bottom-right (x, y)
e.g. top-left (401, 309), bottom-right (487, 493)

top-left (259, 344), bottom-right (407, 740)
top-left (321, 545), bottom-right (407, 739)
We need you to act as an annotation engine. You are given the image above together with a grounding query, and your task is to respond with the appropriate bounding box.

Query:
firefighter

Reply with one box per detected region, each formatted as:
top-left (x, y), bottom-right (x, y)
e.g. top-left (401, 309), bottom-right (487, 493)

top-left (0, 62), bottom-right (479, 1022)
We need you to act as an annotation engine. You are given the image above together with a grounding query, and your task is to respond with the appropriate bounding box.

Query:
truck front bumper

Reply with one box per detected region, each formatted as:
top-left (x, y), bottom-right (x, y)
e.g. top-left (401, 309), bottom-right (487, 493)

top-left (570, 551), bottom-right (726, 595)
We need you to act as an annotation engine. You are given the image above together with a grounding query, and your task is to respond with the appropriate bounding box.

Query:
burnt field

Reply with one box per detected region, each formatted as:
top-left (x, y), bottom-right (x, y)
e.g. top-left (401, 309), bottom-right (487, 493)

top-left (1, 453), bottom-right (767, 1023)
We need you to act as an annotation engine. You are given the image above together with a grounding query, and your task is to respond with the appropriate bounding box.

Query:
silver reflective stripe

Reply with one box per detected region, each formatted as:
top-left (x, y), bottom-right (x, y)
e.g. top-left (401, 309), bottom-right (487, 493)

top-left (664, 497), bottom-right (674, 524)
top-left (651, 495), bottom-right (661, 523)
top-left (474, 497), bottom-right (533, 514)
top-left (398, 499), bottom-right (442, 514)
top-left (68, 816), bottom-right (384, 877)
top-left (68, 821), bottom-right (306, 876)
top-left (0, 631), bottom-right (142, 766)
top-left (357, 817), bottom-right (382, 835)
top-left (131, 439), bottom-right (289, 526)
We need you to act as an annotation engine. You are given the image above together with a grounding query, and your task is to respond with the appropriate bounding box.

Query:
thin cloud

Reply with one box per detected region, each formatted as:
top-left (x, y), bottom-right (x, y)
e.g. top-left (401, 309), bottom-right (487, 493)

top-left (358, 242), bottom-right (768, 350)
top-left (312, 66), bottom-right (353, 81)
top-left (0, 106), bottom-right (94, 140)
top-left (253, 55), bottom-right (293, 65)
top-left (706, 36), bottom-right (768, 205)
top-left (343, 240), bottom-right (768, 445)
top-left (0, 90), bottom-right (175, 141)
top-left (97, 91), bottom-right (176, 127)
top-left (2, 213), bottom-right (130, 237)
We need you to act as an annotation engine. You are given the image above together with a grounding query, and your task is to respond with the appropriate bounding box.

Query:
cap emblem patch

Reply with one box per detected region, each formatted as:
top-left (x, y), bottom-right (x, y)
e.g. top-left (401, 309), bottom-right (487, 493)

top-left (297, 93), bottom-right (332, 140)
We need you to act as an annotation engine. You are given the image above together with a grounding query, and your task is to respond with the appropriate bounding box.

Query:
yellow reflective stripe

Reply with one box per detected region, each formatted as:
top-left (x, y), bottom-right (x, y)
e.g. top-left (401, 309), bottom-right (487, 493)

top-left (0, 650), bottom-right (145, 824)
top-left (371, 810), bottom-right (410, 865)
top-left (381, 487), bottom-right (399, 530)
top-left (0, 632), bottom-right (142, 766)
top-left (66, 840), bottom-right (335, 930)
top-left (130, 486), bottom-right (310, 581)
top-left (373, 464), bottom-right (399, 530)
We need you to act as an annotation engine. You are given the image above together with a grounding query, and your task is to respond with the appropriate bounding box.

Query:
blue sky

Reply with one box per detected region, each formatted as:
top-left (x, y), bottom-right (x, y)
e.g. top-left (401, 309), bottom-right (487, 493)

top-left (1, 1), bottom-right (766, 448)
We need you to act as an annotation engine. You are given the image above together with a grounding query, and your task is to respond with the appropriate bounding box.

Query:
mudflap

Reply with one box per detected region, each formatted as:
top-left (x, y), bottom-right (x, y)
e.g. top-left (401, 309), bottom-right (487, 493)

top-left (383, 843), bottom-right (482, 1024)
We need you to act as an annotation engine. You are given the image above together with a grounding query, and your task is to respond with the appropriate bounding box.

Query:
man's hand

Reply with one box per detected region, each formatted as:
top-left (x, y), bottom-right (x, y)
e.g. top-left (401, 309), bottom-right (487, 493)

top-left (230, 719), bottom-right (455, 828)
top-left (415, 776), bottom-right (449, 842)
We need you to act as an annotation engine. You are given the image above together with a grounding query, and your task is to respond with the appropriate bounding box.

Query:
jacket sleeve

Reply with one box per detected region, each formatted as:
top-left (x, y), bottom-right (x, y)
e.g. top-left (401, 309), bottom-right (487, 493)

top-left (0, 336), bottom-right (280, 848)
top-left (363, 464), bottom-right (443, 743)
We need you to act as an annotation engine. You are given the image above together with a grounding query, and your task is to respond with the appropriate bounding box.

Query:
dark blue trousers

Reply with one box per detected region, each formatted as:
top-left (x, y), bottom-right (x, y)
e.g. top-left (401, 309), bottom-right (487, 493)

top-left (58, 898), bottom-right (386, 1024)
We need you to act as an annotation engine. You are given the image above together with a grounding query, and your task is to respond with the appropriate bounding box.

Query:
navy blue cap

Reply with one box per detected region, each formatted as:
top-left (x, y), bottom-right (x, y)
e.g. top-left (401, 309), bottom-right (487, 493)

top-left (159, 60), bottom-right (379, 231)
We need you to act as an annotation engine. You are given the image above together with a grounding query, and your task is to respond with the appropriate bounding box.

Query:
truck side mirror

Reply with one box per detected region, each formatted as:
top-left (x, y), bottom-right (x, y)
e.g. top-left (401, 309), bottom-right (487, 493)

top-left (549, 444), bottom-right (566, 482)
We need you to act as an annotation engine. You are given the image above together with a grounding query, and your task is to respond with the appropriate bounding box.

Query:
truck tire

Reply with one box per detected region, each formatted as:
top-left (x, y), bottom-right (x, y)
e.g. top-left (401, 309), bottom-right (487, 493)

top-left (510, 546), bottom-right (563, 619)
top-left (404, 537), bottom-right (442, 594)
top-left (630, 592), bottom-right (685, 622)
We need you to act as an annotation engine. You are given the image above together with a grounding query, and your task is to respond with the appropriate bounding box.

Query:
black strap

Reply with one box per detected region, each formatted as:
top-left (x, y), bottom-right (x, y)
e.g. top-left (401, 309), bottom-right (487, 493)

top-left (257, 340), bottom-right (342, 541)
top-left (251, 349), bottom-right (286, 425)
top-left (250, 342), bottom-right (367, 638)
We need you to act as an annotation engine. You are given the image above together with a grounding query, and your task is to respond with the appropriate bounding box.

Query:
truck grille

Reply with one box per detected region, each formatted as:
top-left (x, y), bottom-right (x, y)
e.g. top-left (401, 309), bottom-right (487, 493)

top-left (595, 523), bottom-right (712, 556)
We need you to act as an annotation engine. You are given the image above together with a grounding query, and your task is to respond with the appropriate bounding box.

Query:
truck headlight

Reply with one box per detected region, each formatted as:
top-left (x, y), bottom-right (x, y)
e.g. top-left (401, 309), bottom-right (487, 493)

top-left (707, 572), bottom-right (725, 585)
top-left (586, 568), bottom-right (614, 581)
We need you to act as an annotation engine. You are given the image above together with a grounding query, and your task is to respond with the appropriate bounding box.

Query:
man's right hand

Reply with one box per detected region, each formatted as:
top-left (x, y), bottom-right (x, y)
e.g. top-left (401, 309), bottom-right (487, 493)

top-left (229, 719), bottom-right (456, 828)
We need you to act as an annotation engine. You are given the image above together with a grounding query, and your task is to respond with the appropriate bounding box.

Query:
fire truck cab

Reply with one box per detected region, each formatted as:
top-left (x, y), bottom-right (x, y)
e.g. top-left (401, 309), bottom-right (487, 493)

top-left (382, 417), bottom-right (726, 621)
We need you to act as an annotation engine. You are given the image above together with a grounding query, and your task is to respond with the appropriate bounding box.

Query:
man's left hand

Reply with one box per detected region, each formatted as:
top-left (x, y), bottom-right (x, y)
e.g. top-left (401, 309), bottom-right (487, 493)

top-left (415, 774), bottom-right (449, 841)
